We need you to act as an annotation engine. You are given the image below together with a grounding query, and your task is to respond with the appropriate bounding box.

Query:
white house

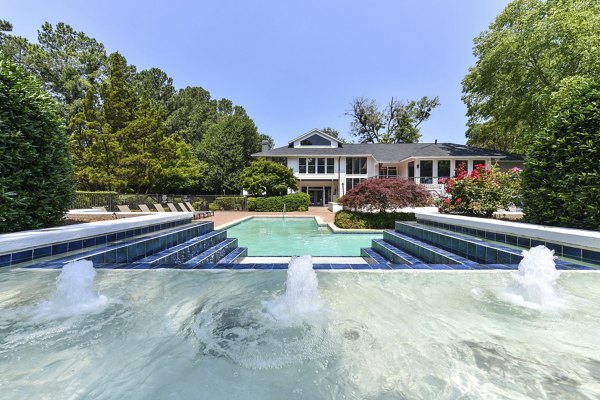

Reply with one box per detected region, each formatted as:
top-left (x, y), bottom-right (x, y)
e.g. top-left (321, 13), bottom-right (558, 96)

top-left (252, 128), bottom-right (523, 206)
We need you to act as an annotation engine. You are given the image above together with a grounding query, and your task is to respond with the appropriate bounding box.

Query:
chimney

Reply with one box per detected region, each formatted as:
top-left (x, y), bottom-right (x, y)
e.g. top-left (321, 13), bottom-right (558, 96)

top-left (261, 140), bottom-right (270, 152)
top-left (435, 139), bottom-right (438, 144)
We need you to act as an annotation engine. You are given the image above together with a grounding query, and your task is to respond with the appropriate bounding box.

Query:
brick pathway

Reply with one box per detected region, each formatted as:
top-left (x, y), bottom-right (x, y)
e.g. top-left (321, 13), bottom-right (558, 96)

top-left (205, 206), bottom-right (335, 229)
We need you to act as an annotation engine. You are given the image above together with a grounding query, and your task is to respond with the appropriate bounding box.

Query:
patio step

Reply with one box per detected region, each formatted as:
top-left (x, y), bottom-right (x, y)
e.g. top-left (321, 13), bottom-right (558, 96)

top-left (179, 239), bottom-right (238, 268)
top-left (133, 230), bottom-right (227, 266)
top-left (382, 230), bottom-right (476, 266)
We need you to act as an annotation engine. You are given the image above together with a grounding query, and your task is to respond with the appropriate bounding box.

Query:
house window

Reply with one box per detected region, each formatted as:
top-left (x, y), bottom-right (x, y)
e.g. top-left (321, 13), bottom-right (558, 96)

top-left (300, 134), bottom-right (331, 146)
top-left (438, 160), bottom-right (450, 178)
top-left (299, 157), bottom-right (335, 174)
top-left (327, 158), bottom-right (334, 173)
top-left (454, 160), bottom-right (468, 176)
top-left (473, 160), bottom-right (486, 169)
top-left (379, 166), bottom-right (397, 178)
top-left (346, 157), bottom-right (367, 174)
top-left (317, 158), bottom-right (325, 173)
top-left (345, 178), bottom-right (365, 191)
top-left (420, 160), bottom-right (433, 184)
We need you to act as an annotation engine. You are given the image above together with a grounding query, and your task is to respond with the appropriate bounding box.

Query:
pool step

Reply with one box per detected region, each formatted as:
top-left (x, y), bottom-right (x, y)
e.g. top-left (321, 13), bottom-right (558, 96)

top-left (28, 222), bottom-right (215, 268)
top-left (180, 238), bottom-right (238, 268)
top-left (361, 247), bottom-right (389, 265)
top-left (133, 230), bottom-right (227, 266)
top-left (394, 221), bottom-right (523, 264)
top-left (217, 247), bottom-right (248, 264)
top-left (372, 240), bottom-right (420, 264)
top-left (381, 230), bottom-right (475, 265)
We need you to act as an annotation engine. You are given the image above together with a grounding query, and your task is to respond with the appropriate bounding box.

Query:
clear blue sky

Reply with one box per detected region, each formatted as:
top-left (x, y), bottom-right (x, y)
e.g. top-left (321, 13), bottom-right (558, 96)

top-left (4, 0), bottom-right (509, 146)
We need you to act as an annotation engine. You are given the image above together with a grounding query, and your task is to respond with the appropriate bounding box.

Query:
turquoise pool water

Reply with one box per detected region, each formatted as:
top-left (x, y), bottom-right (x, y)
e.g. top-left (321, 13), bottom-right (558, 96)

top-left (225, 218), bottom-right (382, 256)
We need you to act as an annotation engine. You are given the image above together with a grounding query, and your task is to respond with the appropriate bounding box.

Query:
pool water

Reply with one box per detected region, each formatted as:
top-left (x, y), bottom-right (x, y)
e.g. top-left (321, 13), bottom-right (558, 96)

top-left (1, 269), bottom-right (599, 399)
top-left (225, 218), bottom-right (382, 256)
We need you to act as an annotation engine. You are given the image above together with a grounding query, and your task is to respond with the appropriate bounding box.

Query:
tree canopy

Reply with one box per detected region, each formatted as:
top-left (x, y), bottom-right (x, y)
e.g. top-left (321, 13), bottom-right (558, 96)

top-left (240, 159), bottom-right (297, 196)
top-left (1, 20), bottom-right (266, 195)
top-left (346, 96), bottom-right (440, 143)
top-left (462, 0), bottom-right (600, 153)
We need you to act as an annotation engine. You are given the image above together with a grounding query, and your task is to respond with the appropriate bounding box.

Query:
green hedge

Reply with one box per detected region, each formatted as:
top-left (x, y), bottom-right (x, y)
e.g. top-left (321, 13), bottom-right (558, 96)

top-left (209, 196), bottom-right (245, 211)
top-left (247, 192), bottom-right (310, 212)
top-left (334, 210), bottom-right (416, 229)
top-left (1, 56), bottom-right (74, 233)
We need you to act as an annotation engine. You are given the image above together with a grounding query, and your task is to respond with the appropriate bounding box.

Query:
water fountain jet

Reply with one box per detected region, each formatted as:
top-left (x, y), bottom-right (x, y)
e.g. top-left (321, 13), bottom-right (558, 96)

top-left (36, 259), bottom-right (108, 319)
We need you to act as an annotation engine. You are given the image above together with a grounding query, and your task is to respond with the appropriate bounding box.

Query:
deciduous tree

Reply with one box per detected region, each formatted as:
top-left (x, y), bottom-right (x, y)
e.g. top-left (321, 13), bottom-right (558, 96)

top-left (462, 0), bottom-right (600, 153)
top-left (340, 179), bottom-right (432, 213)
top-left (346, 96), bottom-right (440, 143)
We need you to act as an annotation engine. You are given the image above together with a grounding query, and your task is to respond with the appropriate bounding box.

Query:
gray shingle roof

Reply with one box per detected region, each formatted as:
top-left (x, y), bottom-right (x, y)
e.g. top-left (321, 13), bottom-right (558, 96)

top-left (252, 143), bottom-right (523, 162)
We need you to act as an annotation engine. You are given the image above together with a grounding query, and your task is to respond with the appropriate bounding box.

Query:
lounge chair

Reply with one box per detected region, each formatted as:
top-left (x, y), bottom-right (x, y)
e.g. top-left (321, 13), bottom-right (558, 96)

top-left (93, 206), bottom-right (108, 212)
top-left (139, 204), bottom-right (152, 213)
top-left (179, 202), bottom-right (210, 219)
top-left (166, 203), bottom-right (180, 212)
top-left (117, 205), bottom-right (132, 212)
top-left (153, 203), bottom-right (166, 212)
top-left (185, 201), bottom-right (214, 217)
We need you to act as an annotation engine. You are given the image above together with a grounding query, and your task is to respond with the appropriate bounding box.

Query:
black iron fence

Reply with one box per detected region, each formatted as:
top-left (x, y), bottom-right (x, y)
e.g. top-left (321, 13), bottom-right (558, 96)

top-left (71, 192), bottom-right (247, 212)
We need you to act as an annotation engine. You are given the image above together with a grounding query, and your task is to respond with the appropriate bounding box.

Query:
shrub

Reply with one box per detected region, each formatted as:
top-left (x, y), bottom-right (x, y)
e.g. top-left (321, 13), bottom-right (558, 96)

top-left (340, 178), bottom-right (432, 212)
top-left (0, 56), bottom-right (74, 233)
top-left (522, 77), bottom-right (600, 229)
top-left (334, 210), bottom-right (416, 229)
top-left (247, 192), bottom-right (310, 212)
top-left (438, 163), bottom-right (521, 217)
top-left (210, 196), bottom-right (245, 211)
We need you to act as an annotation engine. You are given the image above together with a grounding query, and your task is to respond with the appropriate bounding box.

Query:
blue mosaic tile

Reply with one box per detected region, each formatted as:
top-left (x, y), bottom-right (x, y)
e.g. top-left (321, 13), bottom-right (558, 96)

top-left (52, 242), bottom-right (68, 255)
top-left (583, 249), bottom-right (600, 265)
top-left (410, 264), bottom-right (432, 270)
top-left (562, 246), bottom-right (582, 260)
top-left (351, 264), bottom-right (372, 270)
top-left (255, 264), bottom-right (273, 270)
top-left (12, 250), bottom-right (32, 264)
top-left (312, 264), bottom-right (330, 270)
top-left (33, 246), bottom-right (52, 258)
top-left (271, 264), bottom-right (288, 270)
top-left (389, 264), bottom-right (413, 269)
top-left (83, 238), bottom-right (96, 248)
top-left (106, 233), bottom-right (116, 242)
top-left (0, 254), bottom-right (10, 268)
top-left (232, 264), bottom-right (254, 270)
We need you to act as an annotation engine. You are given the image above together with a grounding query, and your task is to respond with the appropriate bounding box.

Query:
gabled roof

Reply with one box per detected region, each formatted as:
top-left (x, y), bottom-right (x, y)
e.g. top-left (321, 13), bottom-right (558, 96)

top-left (252, 142), bottom-right (523, 162)
top-left (288, 128), bottom-right (342, 145)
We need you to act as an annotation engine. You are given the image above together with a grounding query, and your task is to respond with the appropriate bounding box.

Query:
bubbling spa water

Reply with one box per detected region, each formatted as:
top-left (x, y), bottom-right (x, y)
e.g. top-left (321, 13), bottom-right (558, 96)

top-left (1, 253), bottom-right (600, 399)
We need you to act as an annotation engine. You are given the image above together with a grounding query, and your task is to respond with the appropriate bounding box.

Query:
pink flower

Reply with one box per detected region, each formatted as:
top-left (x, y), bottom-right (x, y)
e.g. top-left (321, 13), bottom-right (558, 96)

top-left (444, 198), bottom-right (450, 204)
top-left (455, 198), bottom-right (462, 204)
top-left (510, 167), bottom-right (522, 173)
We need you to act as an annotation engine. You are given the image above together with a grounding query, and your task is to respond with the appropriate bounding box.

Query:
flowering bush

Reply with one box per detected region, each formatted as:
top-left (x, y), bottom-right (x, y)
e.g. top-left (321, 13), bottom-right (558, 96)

top-left (438, 163), bottom-right (521, 217)
top-left (340, 178), bottom-right (432, 213)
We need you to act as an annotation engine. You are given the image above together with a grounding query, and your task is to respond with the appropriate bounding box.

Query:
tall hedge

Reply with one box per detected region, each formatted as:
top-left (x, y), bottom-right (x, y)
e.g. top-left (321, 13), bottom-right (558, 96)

top-left (522, 78), bottom-right (600, 230)
top-left (0, 55), bottom-right (74, 233)
top-left (247, 192), bottom-right (310, 212)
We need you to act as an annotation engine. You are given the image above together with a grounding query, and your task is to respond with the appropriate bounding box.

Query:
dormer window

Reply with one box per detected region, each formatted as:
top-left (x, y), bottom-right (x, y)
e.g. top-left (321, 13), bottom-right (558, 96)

top-left (300, 134), bottom-right (331, 146)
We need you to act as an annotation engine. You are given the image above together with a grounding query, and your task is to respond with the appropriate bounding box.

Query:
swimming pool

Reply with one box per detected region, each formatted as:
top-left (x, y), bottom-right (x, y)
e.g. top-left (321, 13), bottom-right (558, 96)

top-left (225, 218), bottom-right (382, 256)
top-left (1, 266), bottom-right (599, 399)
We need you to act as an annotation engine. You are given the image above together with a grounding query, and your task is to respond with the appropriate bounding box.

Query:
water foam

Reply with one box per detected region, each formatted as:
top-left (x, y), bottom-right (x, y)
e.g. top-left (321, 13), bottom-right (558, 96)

top-left (500, 246), bottom-right (565, 311)
top-left (35, 260), bottom-right (109, 319)
top-left (262, 255), bottom-right (324, 326)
